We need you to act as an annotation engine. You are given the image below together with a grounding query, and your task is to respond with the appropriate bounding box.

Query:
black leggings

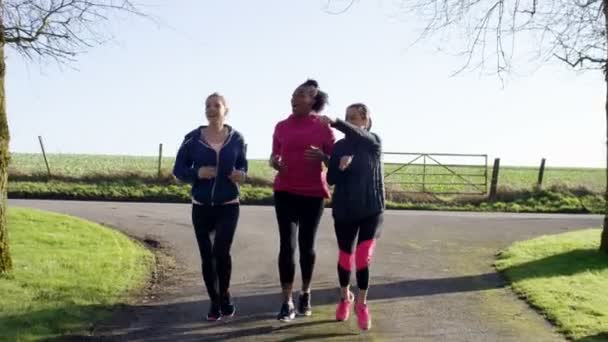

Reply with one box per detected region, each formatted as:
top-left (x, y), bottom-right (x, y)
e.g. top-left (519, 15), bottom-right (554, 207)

top-left (274, 191), bottom-right (325, 289)
top-left (192, 203), bottom-right (240, 302)
top-left (334, 213), bottom-right (383, 290)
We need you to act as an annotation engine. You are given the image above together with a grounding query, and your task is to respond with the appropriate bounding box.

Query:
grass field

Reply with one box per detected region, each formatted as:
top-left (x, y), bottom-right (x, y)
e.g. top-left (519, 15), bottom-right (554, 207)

top-left (8, 154), bottom-right (274, 181)
top-left (495, 229), bottom-right (608, 342)
top-left (0, 207), bottom-right (154, 341)
top-left (6, 153), bottom-right (605, 214)
top-left (9, 153), bottom-right (605, 193)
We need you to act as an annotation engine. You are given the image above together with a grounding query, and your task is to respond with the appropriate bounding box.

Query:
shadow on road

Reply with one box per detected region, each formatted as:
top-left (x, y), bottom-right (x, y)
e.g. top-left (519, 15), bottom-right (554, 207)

top-left (5, 273), bottom-right (504, 341)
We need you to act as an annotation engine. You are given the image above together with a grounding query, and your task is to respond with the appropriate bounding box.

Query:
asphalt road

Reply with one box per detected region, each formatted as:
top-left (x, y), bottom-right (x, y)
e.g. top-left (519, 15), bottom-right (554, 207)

top-left (11, 199), bottom-right (602, 341)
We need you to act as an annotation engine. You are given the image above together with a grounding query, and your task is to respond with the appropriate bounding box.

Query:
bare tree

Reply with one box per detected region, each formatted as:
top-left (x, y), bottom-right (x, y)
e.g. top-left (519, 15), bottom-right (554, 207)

top-left (0, 0), bottom-right (144, 274)
top-left (330, 0), bottom-right (608, 252)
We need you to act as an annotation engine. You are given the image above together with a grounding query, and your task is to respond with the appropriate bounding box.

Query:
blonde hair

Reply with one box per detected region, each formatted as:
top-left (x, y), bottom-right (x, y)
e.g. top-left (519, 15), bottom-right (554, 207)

top-left (206, 92), bottom-right (227, 106)
top-left (347, 103), bottom-right (372, 130)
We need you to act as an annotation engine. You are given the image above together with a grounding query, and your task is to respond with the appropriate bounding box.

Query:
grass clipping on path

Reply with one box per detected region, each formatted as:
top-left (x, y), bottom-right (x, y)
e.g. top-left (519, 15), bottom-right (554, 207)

top-left (495, 229), bottom-right (608, 341)
top-left (0, 207), bottom-right (154, 341)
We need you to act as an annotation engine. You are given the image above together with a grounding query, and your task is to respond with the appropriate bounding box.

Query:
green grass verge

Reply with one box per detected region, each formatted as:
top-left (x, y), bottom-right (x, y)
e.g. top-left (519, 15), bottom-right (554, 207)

top-left (0, 207), bottom-right (154, 341)
top-left (7, 180), bottom-right (605, 214)
top-left (495, 229), bottom-right (608, 342)
top-left (8, 181), bottom-right (274, 205)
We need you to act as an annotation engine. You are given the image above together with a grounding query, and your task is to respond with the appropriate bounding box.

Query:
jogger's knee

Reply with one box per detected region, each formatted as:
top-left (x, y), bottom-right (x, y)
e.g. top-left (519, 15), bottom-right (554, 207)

top-left (338, 250), bottom-right (355, 271)
top-left (355, 239), bottom-right (376, 270)
top-left (200, 250), bottom-right (214, 263)
top-left (300, 248), bottom-right (316, 264)
top-left (279, 246), bottom-right (295, 263)
top-left (212, 246), bottom-right (230, 260)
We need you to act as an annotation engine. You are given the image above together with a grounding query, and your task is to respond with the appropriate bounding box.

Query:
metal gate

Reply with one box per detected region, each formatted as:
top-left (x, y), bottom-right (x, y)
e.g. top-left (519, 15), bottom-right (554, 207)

top-left (383, 152), bottom-right (488, 195)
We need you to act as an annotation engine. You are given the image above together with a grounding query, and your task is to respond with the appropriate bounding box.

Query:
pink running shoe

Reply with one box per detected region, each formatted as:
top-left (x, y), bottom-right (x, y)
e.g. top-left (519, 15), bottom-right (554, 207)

top-left (355, 301), bottom-right (371, 330)
top-left (335, 292), bottom-right (354, 321)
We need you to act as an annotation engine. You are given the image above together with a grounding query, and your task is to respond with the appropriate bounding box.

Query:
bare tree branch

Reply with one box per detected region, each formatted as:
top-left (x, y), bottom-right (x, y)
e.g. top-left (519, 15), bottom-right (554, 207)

top-left (2, 0), bottom-right (146, 64)
top-left (554, 52), bottom-right (606, 67)
top-left (328, 0), bottom-right (607, 75)
top-left (324, 0), bottom-right (358, 15)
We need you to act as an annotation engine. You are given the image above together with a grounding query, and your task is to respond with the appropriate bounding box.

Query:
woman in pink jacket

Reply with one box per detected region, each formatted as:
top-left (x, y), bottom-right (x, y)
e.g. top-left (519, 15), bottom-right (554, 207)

top-left (270, 79), bottom-right (335, 322)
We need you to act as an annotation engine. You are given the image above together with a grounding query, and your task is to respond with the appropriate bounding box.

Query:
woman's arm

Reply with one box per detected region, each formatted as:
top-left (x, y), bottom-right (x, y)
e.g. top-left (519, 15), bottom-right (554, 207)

top-left (326, 148), bottom-right (342, 186)
top-left (235, 136), bottom-right (248, 174)
top-left (323, 123), bottom-right (335, 166)
top-left (172, 138), bottom-right (198, 184)
top-left (229, 134), bottom-right (248, 184)
top-left (331, 119), bottom-right (380, 151)
top-left (270, 124), bottom-right (283, 171)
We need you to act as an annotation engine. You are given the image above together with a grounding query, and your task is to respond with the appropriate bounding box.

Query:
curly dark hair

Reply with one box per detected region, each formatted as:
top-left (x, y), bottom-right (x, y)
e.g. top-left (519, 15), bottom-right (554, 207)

top-left (299, 79), bottom-right (328, 112)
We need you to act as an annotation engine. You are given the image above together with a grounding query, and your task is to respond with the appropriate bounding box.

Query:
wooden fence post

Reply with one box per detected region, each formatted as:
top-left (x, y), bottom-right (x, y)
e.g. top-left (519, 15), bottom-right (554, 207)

top-left (537, 158), bottom-right (546, 189)
top-left (158, 143), bottom-right (163, 178)
top-left (489, 158), bottom-right (500, 201)
top-left (38, 136), bottom-right (51, 179)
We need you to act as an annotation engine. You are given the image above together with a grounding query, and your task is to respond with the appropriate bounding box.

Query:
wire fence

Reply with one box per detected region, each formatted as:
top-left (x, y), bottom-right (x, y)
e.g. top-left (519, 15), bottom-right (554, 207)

top-left (8, 148), bottom-right (605, 195)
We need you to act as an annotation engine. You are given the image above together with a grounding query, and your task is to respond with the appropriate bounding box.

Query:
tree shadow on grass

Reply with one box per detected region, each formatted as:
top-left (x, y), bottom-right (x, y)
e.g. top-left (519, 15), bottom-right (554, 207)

top-left (498, 249), bottom-right (608, 281)
top-left (498, 249), bottom-right (608, 342)
top-left (3, 272), bottom-right (505, 341)
top-left (574, 332), bottom-right (608, 342)
top-left (0, 304), bottom-right (112, 342)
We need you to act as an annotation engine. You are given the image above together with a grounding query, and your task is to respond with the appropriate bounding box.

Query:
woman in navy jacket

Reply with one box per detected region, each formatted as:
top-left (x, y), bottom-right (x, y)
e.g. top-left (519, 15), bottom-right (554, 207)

top-left (173, 92), bottom-right (248, 321)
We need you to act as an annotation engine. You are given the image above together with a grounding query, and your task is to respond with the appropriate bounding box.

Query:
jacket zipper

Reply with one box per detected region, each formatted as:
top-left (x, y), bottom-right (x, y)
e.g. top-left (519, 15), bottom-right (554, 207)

top-left (200, 131), bottom-right (234, 206)
top-left (210, 149), bottom-right (220, 206)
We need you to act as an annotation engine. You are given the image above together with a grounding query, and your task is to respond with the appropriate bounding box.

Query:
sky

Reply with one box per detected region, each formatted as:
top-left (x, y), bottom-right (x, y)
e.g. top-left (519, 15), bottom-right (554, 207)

top-left (5, 0), bottom-right (605, 167)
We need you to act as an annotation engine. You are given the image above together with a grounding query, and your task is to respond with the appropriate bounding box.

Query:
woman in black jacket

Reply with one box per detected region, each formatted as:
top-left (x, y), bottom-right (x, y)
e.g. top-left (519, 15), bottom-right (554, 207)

top-left (320, 103), bottom-right (385, 331)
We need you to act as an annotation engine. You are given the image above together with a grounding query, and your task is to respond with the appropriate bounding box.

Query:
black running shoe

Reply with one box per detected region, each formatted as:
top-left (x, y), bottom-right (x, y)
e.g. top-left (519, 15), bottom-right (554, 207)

top-left (206, 301), bottom-right (221, 322)
top-left (221, 293), bottom-right (236, 318)
top-left (297, 292), bottom-right (312, 317)
top-left (277, 301), bottom-right (296, 322)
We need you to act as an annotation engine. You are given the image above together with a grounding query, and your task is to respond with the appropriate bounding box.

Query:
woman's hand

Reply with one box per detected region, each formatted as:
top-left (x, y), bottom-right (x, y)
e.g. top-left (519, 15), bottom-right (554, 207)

top-left (318, 115), bottom-right (336, 126)
top-left (197, 166), bottom-right (217, 179)
top-left (304, 145), bottom-right (328, 162)
top-left (229, 169), bottom-right (247, 184)
top-left (270, 155), bottom-right (285, 172)
top-left (339, 155), bottom-right (353, 171)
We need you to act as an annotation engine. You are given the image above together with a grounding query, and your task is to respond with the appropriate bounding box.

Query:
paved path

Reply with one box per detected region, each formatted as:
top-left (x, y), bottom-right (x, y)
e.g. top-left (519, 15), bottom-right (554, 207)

top-left (11, 200), bottom-right (602, 341)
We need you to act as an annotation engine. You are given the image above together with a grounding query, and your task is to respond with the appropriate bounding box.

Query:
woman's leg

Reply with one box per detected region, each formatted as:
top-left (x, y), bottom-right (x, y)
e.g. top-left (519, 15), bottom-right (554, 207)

top-left (274, 191), bottom-right (298, 320)
top-left (355, 213), bottom-right (384, 302)
top-left (297, 195), bottom-right (325, 293)
top-left (354, 213), bottom-right (384, 330)
top-left (213, 203), bottom-right (240, 315)
top-left (295, 195), bottom-right (325, 316)
top-left (334, 220), bottom-right (358, 321)
top-left (192, 204), bottom-right (221, 320)
top-left (334, 220), bottom-right (358, 297)
top-left (192, 204), bottom-right (219, 300)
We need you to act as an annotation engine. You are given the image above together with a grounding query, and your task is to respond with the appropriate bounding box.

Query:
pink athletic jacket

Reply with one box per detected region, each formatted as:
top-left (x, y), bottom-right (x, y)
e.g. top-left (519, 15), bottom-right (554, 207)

top-left (272, 113), bottom-right (336, 198)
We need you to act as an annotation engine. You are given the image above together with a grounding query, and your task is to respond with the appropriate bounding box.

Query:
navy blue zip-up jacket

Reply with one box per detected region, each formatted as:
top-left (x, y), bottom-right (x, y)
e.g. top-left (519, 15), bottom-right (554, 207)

top-left (327, 119), bottom-right (385, 223)
top-left (173, 125), bottom-right (248, 205)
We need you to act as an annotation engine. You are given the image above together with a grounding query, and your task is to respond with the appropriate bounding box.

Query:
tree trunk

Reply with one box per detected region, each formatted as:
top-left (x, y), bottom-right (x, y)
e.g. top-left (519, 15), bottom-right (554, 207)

top-left (601, 0), bottom-right (608, 253)
top-left (0, 29), bottom-right (11, 273)
top-left (602, 93), bottom-right (608, 251)
top-left (602, 94), bottom-right (608, 252)
top-left (602, 215), bottom-right (608, 253)
top-left (601, 71), bottom-right (608, 252)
